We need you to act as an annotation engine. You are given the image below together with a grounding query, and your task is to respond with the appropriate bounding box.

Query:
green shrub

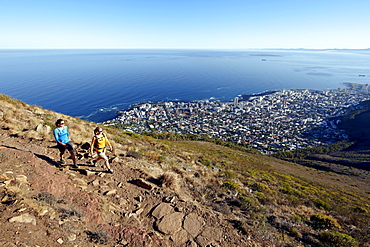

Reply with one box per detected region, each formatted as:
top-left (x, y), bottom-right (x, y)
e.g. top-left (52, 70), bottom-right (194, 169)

top-left (313, 198), bottom-right (331, 211)
top-left (220, 160), bottom-right (231, 166)
top-left (288, 227), bottom-right (302, 238)
top-left (124, 132), bottom-right (141, 140)
top-left (239, 196), bottom-right (259, 210)
top-left (160, 144), bottom-right (169, 150)
top-left (318, 231), bottom-right (358, 247)
top-left (250, 213), bottom-right (266, 223)
top-left (222, 181), bottom-right (240, 192)
top-left (261, 173), bottom-right (276, 184)
top-left (254, 191), bottom-right (268, 204)
top-left (310, 214), bottom-right (341, 230)
top-left (224, 170), bottom-right (237, 179)
top-left (353, 206), bottom-right (368, 213)
top-left (291, 214), bottom-right (305, 222)
top-left (112, 135), bottom-right (126, 144)
top-left (245, 169), bottom-right (258, 177)
top-left (286, 195), bottom-right (301, 206)
top-left (199, 156), bottom-right (212, 166)
top-left (280, 187), bottom-right (305, 198)
top-left (250, 182), bottom-right (269, 192)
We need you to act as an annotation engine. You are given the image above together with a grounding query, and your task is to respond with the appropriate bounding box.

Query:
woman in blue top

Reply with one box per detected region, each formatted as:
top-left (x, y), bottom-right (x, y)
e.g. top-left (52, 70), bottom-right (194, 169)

top-left (53, 119), bottom-right (78, 168)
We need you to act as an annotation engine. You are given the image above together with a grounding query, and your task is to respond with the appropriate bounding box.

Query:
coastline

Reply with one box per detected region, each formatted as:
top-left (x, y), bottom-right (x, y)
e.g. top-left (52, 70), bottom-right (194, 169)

top-left (2, 49), bottom-right (369, 123)
top-left (105, 84), bottom-right (370, 154)
top-left (110, 83), bottom-right (369, 121)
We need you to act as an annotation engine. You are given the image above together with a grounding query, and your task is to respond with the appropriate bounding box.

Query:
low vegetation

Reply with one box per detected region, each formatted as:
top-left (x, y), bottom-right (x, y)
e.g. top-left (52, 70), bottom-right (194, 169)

top-left (157, 139), bottom-right (370, 246)
top-left (1, 94), bottom-right (370, 246)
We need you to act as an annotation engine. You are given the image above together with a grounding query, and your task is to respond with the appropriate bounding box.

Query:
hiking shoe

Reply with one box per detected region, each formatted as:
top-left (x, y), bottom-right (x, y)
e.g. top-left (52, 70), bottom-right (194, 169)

top-left (73, 164), bottom-right (79, 169)
top-left (59, 159), bottom-right (66, 164)
top-left (107, 169), bottom-right (114, 174)
top-left (92, 160), bottom-right (97, 167)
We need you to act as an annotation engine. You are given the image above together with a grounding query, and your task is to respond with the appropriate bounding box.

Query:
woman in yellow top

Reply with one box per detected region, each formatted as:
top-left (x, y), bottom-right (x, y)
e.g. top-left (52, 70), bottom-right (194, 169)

top-left (89, 127), bottom-right (114, 173)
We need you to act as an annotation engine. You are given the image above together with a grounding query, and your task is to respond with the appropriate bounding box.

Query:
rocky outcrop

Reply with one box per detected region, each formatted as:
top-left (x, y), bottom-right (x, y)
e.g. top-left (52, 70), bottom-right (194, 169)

top-left (0, 135), bottom-right (254, 246)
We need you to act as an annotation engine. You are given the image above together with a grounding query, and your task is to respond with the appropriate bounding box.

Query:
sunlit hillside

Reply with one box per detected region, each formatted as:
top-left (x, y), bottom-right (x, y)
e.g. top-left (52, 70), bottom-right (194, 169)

top-left (1, 94), bottom-right (369, 247)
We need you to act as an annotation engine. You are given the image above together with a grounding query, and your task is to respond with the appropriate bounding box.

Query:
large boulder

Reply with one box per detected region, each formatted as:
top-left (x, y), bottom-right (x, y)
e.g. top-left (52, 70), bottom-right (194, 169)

top-left (35, 124), bottom-right (51, 134)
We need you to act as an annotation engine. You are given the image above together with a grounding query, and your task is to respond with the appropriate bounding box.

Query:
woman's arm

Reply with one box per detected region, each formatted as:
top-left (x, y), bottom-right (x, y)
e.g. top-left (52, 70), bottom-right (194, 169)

top-left (89, 137), bottom-right (96, 154)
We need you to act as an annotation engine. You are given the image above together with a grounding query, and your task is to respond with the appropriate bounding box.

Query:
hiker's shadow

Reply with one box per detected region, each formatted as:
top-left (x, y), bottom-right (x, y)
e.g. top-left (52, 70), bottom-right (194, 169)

top-left (1, 145), bottom-right (63, 168)
top-left (34, 153), bottom-right (62, 167)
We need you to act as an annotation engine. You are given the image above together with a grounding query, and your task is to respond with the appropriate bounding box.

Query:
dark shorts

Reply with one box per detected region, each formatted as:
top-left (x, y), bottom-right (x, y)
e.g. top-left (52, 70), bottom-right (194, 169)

top-left (57, 141), bottom-right (74, 153)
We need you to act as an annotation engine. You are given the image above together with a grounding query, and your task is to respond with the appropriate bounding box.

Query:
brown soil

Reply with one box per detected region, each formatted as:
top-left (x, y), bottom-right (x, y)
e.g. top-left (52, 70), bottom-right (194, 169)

top-left (0, 127), bottom-right (258, 247)
top-left (1, 96), bottom-right (369, 247)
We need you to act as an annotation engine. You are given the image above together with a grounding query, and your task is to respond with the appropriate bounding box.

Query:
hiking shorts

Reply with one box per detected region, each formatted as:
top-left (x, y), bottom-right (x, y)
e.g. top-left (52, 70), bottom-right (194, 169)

top-left (97, 151), bottom-right (108, 160)
top-left (57, 141), bottom-right (74, 153)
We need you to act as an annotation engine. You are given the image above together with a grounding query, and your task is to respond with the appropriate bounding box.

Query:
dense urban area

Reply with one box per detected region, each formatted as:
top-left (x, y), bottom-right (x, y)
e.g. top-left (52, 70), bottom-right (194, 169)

top-left (105, 83), bottom-right (370, 154)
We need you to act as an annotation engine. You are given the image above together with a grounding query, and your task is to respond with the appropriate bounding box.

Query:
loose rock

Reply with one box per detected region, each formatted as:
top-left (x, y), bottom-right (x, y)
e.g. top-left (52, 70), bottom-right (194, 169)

top-left (156, 212), bottom-right (184, 235)
top-left (132, 179), bottom-right (153, 190)
top-left (104, 189), bottom-right (117, 195)
top-left (35, 124), bottom-right (51, 134)
top-left (151, 203), bottom-right (174, 219)
top-left (9, 213), bottom-right (36, 225)
top-left (183, 213), bottom-right (204, 237)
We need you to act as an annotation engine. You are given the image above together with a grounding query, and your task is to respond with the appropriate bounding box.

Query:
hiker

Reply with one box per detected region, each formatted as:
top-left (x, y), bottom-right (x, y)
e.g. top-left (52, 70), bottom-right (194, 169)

top-left (53, 119), bottom-right (78, 168)
top-left (89, 127), bottom-right (114, 173)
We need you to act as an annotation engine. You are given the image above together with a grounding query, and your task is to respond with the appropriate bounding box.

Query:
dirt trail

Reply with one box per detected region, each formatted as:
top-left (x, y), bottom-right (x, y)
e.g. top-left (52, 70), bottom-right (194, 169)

top-left (0, 127), bottom-right (255, 247)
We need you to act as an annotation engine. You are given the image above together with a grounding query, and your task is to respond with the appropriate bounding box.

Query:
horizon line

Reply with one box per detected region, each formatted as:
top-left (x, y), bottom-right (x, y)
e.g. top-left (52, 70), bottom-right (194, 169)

top-left (1, 47), bottom-right (369, 51)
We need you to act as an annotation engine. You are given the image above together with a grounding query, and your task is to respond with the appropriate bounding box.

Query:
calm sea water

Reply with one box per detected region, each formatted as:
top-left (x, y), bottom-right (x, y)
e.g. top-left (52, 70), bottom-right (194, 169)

top-left (0, 49), bottom-right (369, 122)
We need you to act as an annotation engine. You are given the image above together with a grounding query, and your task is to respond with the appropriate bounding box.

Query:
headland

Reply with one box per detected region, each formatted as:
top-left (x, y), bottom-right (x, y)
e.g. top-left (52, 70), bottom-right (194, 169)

top-left (105, 83), bottom-right (370, 154)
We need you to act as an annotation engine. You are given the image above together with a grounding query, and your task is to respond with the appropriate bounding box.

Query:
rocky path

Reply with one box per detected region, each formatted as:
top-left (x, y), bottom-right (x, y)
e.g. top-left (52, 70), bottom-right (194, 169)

top-left (0, 128), bottom-right (255, 246)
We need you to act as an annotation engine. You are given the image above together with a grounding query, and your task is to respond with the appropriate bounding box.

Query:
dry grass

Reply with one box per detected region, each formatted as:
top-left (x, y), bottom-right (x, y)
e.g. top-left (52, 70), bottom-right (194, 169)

top-left (1, 93), bottom-right (370, 246)
top-left (0, 94), bottom-right (110, 145)
top-left (158, 172), bottom-right (177, 188)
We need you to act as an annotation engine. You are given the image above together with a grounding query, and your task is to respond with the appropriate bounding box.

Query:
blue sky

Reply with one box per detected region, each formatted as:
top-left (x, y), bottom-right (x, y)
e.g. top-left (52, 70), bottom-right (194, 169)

top-left (1, 0), bottom-right (369, 49)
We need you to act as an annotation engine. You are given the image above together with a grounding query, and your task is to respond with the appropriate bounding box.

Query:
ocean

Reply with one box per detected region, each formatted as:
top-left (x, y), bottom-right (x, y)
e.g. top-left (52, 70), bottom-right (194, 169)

top-left (0, 49), bottom-right (369, 122)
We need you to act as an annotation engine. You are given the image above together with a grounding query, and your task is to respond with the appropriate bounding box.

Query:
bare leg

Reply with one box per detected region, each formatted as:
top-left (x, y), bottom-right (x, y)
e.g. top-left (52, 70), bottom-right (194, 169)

top-left (94, 152), bottom-right (113, 173)
top-left (70, 150), bottom-right (76, 164)
top-left (104, 158), bottom-right (111, 170)
top-left (60, 152), bottom-right (65, 163)
top-left (69, 150), bottom-right (78, 167)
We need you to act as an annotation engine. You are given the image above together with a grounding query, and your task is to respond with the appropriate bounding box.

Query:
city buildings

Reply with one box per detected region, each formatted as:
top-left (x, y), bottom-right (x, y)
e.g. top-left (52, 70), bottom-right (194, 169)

top-left (105, 86), bottom-right (370, 154)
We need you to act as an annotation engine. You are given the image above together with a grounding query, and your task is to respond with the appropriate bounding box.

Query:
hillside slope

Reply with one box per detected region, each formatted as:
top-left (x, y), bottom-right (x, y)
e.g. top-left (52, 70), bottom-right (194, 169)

top-left (1, 94), bottom-right (369, 247)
